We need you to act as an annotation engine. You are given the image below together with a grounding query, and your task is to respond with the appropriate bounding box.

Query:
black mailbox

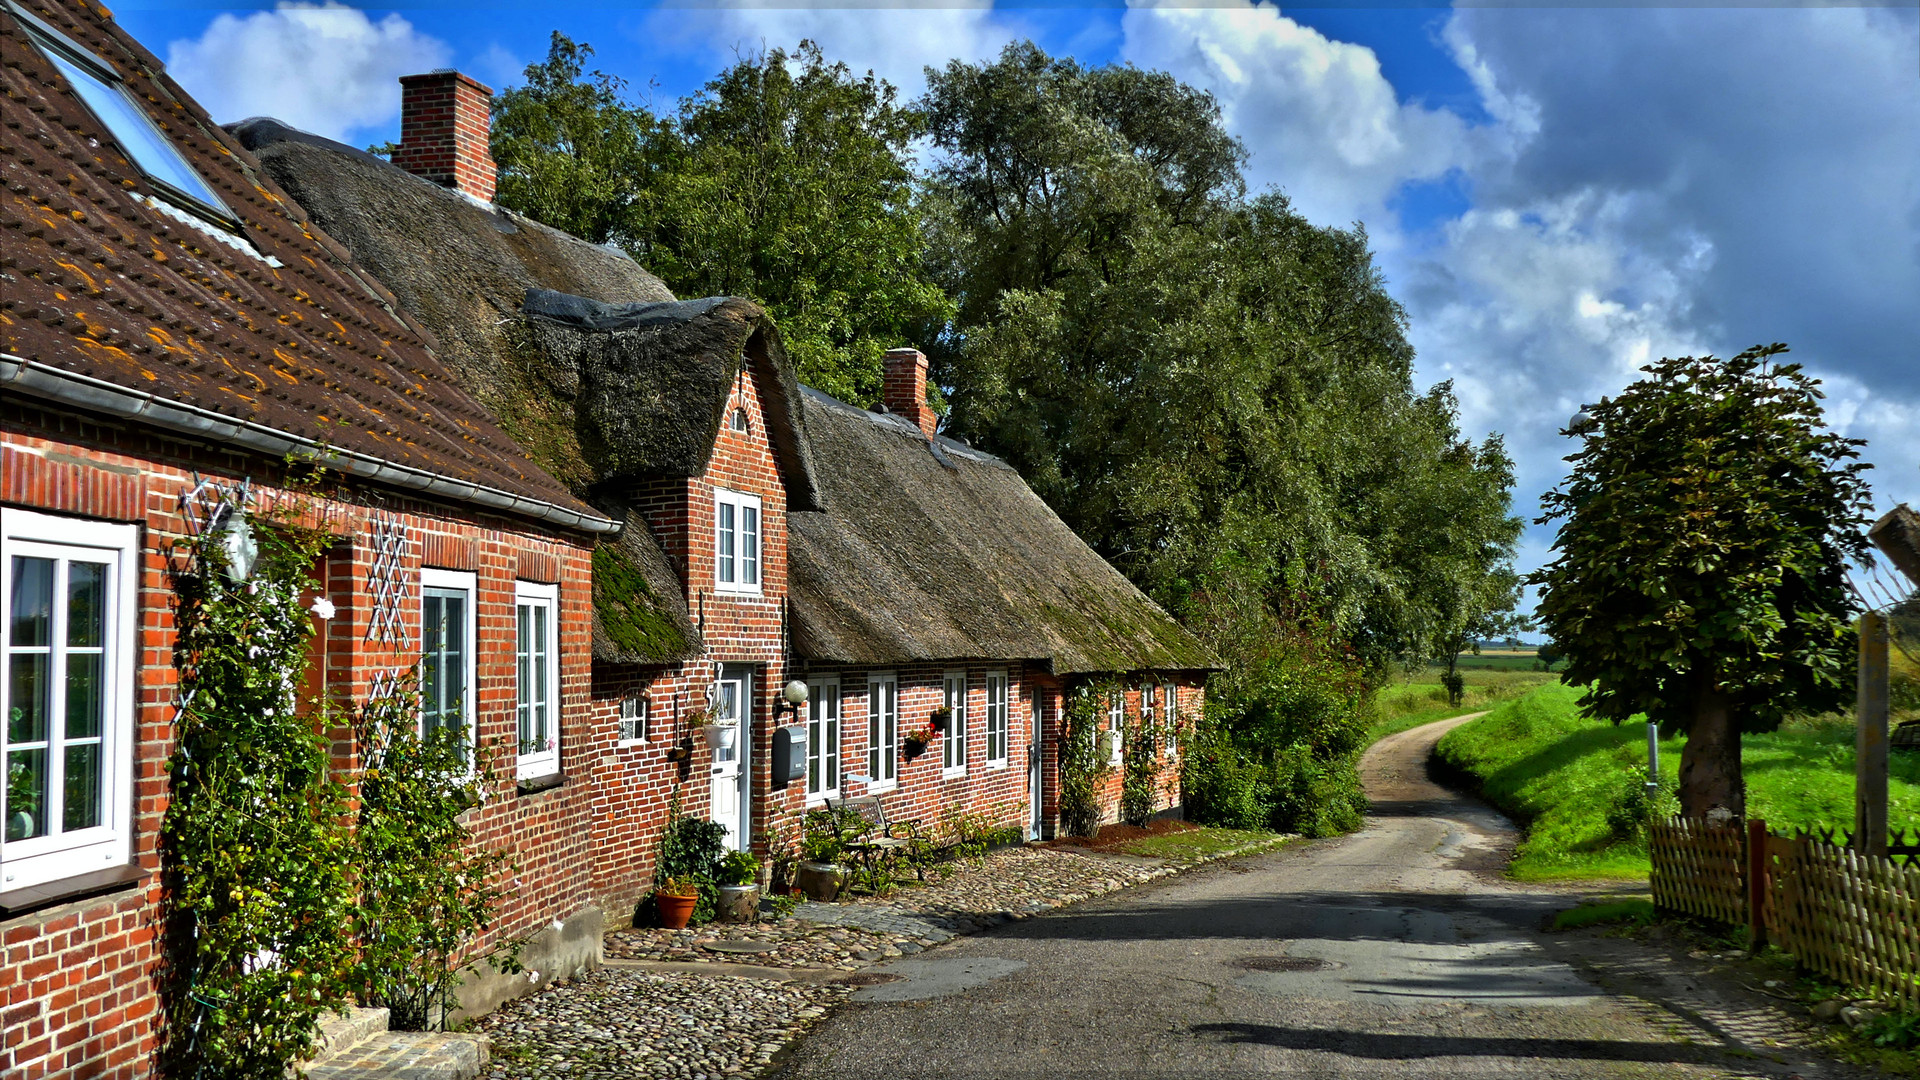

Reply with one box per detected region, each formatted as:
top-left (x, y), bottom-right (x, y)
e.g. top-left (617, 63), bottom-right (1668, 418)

top-left (771, 724), bottom-right (808, 789)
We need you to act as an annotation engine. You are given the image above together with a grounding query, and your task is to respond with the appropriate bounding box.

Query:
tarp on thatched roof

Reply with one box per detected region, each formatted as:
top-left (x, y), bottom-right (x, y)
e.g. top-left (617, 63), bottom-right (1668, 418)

top-left (788, 389), bottom-right (1218, 676)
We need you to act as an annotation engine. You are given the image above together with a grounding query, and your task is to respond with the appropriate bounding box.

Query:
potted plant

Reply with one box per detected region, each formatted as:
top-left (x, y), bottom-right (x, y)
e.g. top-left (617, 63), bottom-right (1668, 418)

top-left (717, 850), bottom-right (761, 922)
top-left (655, 876), bottom-right (700, 929)
top-left (902, 724), bottom-right (937, 762)
top-left (794, 819), bottom-right (846, 901)
top-left (927, 706), bottom-right (952, 733)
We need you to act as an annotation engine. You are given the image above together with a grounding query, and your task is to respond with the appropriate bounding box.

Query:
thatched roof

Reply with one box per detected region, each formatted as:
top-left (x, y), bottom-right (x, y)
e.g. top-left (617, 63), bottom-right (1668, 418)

top-left (516, 291), bottom-right (819, 505)
top-left (788, 389), bottom-right (1218, 676)
top-left (230, 118), bottom-right (826, 663)
top-left (593, 508), bottom-right (703, 664)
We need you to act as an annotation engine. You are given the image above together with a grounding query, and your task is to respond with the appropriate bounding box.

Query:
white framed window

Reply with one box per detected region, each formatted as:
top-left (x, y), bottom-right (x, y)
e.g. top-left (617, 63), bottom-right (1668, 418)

top-left (713, 488), bottom-right (762, 594)
top-left (420, 568), bottom-right (475, 756)
top-left (1140, 684), bottom-right (1158, 758)
top-left (1107, 691), bottom-right (1126, 767)
top-left (514, 581), bottom-right (560, 780)
top-left (2, 509), bottom-right (137, 893)
top-left (1162, 684), bottom-right (1179, 758)
top-left (806, 676), bottom-right (840, 801)
top-left (943, 670), bottom-right (968, 778)
top-left (619, 691), bottom-right (650, 744)
top-left (984, 671), bottom-right (1009, 768)
top-left (866, 673), bottom-right (897, 790)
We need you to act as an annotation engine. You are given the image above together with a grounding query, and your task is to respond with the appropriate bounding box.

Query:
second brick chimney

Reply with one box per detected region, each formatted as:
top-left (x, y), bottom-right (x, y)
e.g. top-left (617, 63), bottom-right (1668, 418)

top-left (394, 70), bottom-right (495, 204)
top-left (883, 348), bottom-right (939, 438)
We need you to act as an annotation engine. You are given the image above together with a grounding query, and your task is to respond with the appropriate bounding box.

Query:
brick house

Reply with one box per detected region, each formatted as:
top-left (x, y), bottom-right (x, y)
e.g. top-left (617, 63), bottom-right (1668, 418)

top-left (0, 1), bottom-right (619, 1073)
top-left (234, 69), bottom-right (1220, 872)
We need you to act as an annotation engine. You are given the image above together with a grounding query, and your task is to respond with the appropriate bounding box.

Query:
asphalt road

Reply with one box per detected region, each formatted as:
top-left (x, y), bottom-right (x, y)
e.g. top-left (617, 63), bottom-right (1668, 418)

top-left (768, 715), bottom-right (1817, 1079)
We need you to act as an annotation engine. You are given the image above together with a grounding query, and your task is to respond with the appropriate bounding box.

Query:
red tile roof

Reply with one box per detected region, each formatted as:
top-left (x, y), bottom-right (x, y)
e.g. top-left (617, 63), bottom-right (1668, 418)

top-left (0, 0), bottom-right (609, 531)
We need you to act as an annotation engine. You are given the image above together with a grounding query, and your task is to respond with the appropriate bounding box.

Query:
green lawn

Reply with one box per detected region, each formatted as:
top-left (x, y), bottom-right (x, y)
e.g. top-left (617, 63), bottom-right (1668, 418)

top-left (1434, 684), bottom-right (1920, 880)
top-left (1368, 667), bottom-right (1559, 744)
top-left (1110, 826), bottom-right (1288, 863)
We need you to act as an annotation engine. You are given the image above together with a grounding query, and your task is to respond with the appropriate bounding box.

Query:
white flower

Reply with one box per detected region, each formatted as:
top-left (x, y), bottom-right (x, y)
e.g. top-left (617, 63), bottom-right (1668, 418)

top-left (526, 970), bottom-right (541, 983)
top-left (551, 919), bottom-right (564, 933)
top-left (309, 596), bottom-right (336, 620)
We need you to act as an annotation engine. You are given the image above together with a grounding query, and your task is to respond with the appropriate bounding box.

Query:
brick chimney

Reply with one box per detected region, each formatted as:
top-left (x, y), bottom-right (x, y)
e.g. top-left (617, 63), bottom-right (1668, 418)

top-left (883, 348), bottom-right (938, 438)
top-left (394, 70), bottom-right (495, 204)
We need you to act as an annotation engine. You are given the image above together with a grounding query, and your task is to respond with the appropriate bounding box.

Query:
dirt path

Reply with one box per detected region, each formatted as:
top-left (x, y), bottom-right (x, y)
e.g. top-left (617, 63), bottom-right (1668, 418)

top-left (770, 715), bottom-right (1872, 1079)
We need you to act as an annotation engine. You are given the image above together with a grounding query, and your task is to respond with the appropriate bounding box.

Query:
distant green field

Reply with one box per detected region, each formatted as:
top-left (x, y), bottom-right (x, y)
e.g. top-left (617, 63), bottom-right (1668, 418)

top-left (1368, 667), bottom-right (1559, 743)
top-left (1435, 684), bottom-right (1920, 881)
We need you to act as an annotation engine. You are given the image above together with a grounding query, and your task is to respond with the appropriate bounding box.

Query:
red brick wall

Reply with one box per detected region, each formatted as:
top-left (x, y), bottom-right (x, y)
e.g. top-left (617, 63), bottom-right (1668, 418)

top-left (1035, 679), bottom-right (1203, 837)
top-left (2, 398), bottom-right (599, 1078)
top-left (791, 663), bottom-right (1037, 838)
top-left (591, 351), bottom-right (792, 923)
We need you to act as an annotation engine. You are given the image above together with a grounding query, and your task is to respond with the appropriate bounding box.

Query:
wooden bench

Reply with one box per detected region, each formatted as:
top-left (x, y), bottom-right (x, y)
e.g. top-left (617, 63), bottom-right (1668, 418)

top-left (825, 795), bottom-right (928, 883)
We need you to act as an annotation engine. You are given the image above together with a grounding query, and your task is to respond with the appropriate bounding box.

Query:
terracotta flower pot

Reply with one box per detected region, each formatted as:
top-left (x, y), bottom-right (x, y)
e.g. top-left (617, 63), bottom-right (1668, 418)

top-left (656, 891), bottom-right (698, 929)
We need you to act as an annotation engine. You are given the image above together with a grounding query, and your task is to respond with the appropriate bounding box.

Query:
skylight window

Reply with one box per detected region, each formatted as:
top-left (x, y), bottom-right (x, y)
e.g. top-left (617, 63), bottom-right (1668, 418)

top-left (13, 4), bottom-right (233, 224)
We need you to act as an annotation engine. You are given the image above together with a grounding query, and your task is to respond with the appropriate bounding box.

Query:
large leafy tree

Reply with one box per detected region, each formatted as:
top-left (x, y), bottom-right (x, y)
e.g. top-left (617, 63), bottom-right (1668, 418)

top-left (492, 36), bottom-right (948, 403)
top-left (920, 43), bottom-right (1521, 673)
top-left (1532, 344), bottom-right (1873, 819)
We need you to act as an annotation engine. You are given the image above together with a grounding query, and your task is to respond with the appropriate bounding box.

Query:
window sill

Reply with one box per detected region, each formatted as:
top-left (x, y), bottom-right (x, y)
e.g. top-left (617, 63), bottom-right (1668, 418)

top-left (985, 760), bottom-right (1010, 771)
top-left (516, 772), bottom-right (567, 797)
top-left (0, 864), bottom-right (145, 920)
top-left (942, 767), bottom-right (967, 781)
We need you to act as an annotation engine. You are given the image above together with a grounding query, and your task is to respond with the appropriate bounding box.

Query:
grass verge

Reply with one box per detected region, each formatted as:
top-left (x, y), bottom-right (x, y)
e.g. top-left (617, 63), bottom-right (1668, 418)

top-left (1549, 898), bottom-right (1655, 931)
top-left (1111, 826), bottom-right (1284, 863)
top-left (1435, 684), bottom-right (1920, 881)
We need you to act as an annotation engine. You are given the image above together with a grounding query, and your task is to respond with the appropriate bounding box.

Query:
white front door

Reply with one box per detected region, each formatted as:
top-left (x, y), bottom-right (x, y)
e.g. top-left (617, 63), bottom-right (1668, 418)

top-left (710, 670), bottom-right (750, 850)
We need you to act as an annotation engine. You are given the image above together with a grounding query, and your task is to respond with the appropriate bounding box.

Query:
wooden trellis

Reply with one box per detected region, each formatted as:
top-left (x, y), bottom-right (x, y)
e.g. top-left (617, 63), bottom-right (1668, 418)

top-left (364, 513), bottom-right (413, 647)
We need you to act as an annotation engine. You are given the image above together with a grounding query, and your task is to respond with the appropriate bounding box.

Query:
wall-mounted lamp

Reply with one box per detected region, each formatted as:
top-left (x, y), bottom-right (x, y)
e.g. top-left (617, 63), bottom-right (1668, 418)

top-left (772, 679), bottom-right (809, 722)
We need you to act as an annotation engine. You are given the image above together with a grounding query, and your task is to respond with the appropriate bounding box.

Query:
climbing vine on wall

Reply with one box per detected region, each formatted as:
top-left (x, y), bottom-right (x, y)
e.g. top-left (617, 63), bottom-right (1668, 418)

top-left (1057, 681), bottom-right (1115, 838)
top-left (161, 489), bottom-right (354, 1078)
top-left (1120, 704), bottom-right (1160, 827)
top-left (353, 675), bottom-right (520, 1031)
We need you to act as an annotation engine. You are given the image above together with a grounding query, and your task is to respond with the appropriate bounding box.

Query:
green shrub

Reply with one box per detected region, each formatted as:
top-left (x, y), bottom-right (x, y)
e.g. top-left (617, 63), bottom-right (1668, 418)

top-left (353, 679), bottom-right (519, 1031)
top-left (657, 802), bottom-right (728, 923)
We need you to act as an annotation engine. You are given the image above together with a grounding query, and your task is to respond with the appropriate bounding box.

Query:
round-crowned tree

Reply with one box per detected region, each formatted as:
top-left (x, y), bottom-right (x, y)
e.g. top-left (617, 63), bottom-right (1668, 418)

top-left (1532, 344), bottom-right (1873, 820)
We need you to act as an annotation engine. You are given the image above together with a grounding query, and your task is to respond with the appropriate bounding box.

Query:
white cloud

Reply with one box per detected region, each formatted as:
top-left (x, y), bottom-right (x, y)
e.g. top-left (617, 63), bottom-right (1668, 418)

top-left (1120, 1), bottom-right (1478, 231)
top-left (641, 2), bottom-right (1025, 99)
top-left (165, 3), bottom-right (449, 143)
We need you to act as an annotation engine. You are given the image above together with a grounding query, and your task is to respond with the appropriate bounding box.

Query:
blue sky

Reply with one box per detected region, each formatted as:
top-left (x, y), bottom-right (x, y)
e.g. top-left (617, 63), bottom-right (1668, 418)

top-left (114, 1), bottom-right (1920, 604)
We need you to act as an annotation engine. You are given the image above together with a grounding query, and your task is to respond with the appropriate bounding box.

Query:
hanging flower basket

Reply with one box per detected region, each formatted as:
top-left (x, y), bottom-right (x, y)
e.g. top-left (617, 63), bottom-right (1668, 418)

top-left (903, 735), bottom-right (929, 761)
top-left (928, 707), bottom-right (952, 733)
top-left (703, 723), bottom-right (737, 752)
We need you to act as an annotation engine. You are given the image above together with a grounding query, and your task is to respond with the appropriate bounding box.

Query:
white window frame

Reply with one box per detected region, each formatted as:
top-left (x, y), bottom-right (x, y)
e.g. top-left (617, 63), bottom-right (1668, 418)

top-left (1107, 691), bottom-right (1126, 767)
top-left (1, 509), bottom-right (137, 894)
top-left (513, 581), bottom-right (560, 780)
top-left (419, 568), bottom-right (477, 757)
top-left (1141, 684), bottom-right (1158, 758)
top-left (866, 672), bottom-right (897, 791)
top-left (806, 675), bottom-right (841, 802)
top-left (942, 670), bottom-right (968, 778)
top-left (1162, 684), bottom-right (1179, 758)
top-left (618, 691), bottom-right (650, 745)
top-left (984, 671), bottom-right (1009, 768)
top-left (713, 488), bottom-right (762, 595)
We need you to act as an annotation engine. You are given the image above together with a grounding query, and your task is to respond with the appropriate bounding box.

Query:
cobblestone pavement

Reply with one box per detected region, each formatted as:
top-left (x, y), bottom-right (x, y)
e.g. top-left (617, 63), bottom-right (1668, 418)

top-left (482, 842), bottom-right (1269, 1077)
top-left (603, 844), bottom-right (1199, 971)
top-left (473, 966), bottom-right (849, 1079)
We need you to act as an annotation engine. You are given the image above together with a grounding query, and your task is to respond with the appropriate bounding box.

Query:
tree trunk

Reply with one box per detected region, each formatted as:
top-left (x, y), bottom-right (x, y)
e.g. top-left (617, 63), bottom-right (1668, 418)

top-left (1678, 673), bottom-right (1744, 823)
